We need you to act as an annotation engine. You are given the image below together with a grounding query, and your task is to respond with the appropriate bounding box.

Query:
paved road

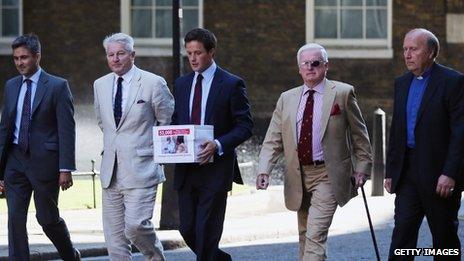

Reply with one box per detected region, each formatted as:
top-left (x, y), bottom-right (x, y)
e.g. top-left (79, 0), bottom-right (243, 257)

top-left (81, 218), bottom-right (464, 261)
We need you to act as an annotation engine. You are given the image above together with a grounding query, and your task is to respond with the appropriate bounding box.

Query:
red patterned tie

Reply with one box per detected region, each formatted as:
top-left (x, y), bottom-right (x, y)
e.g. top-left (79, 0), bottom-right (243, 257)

top-left (298, 90), bottom-right (315, 165)
top-left (191, 74), bottom-right (203, 125)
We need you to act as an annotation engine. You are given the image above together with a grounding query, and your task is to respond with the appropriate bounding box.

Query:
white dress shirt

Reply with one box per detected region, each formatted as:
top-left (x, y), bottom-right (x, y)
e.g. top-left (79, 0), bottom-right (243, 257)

top-left (112, 65), bottom-right (136, 115)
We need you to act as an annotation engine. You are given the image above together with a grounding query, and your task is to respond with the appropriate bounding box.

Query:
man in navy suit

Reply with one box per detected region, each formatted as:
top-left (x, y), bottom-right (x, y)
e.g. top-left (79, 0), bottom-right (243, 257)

top-left (385, 28), bottom-right (464, 260)
top-left (171, 28), bottom-right (253, 261)
top-left (0, 34), bottom-right (80, 260)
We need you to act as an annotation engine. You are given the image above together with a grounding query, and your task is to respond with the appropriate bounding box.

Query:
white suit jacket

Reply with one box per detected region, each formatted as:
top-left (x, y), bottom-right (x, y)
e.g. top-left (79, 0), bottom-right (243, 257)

top-left (258, 79), bottom-right (372, 210)
top-left (93, 66), bottom-right (174, 189)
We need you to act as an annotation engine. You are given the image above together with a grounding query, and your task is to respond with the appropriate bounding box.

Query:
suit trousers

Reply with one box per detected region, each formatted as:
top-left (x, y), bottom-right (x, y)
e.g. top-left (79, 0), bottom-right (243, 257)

top-left (178, 166), bottom-right (231, 261)
top-left (4, 145), bottom-right (75, 261)
top-left (297, 164), bottom-right (338, 261)
top-left (389, 149), bottom-right (461, 261)
top-left (102, 164), bottom-right (165, 261)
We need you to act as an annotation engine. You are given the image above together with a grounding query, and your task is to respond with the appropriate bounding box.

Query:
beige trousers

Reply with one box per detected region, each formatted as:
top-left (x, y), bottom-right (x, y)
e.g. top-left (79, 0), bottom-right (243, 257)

top-left (297, 164), bottom-right (338, 261)
top-left (102, 166), bottom-right (165, 261)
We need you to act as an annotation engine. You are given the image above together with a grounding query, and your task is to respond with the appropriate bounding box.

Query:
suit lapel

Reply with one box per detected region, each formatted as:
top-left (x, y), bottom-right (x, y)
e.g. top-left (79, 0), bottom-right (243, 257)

top-left (31, 71), bottom-right (49, 116)
top-left (320, 80), bottom-right (336, 138)
top-left (290, 87), bottom-right (303, 146)
top-left (100, 74), bottom-right (117, 128)
top-left (415, 64), bottom-right (441, 126)
top-left (9, 77), bottom-right (23, 116)
top-left (181, 73), bottom-right (195, 123)
top-left (397, 73), bottom-right (413, 134)
top-left (118, 68), bottom-right (142, 129)
top-left (205, 67), bottom-right (224, 124)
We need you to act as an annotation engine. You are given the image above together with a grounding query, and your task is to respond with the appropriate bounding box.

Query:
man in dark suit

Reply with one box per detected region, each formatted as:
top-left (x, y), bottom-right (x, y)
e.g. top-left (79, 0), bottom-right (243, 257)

top-left (385, 28), bottom-right (464, 260)
top-left (0, 34), bottom-right (80, 260)
top-left (171, 28), bottom-right (253, 261)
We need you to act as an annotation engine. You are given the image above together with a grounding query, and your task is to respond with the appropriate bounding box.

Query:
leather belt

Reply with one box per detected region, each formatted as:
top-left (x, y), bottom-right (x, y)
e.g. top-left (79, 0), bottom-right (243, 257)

top-left (302, 160), bottom-right (325, 167)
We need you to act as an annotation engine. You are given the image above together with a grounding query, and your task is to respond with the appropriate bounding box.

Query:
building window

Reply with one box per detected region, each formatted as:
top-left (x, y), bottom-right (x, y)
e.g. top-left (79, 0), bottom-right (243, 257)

top-left (306, 0), bottom-right (392, 58)
top-left (0, 0), bottom-right (22, 55)
top-left (121, 0), bottom-right (203, 56)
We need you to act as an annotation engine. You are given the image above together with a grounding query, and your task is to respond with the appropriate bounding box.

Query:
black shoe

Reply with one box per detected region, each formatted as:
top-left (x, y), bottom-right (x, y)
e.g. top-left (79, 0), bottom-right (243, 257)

top-left (74, 248), bottom-right (81, 261)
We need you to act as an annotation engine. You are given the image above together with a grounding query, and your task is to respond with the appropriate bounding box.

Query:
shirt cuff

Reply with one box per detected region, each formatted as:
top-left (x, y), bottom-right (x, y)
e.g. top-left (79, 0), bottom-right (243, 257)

top-left (59, 169), bottom-right (75, 173)
top-left (214, 139), bottom-right (224, 156)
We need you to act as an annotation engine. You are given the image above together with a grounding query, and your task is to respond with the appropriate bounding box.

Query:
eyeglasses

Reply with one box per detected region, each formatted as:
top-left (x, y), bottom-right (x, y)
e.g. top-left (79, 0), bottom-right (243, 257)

top-left (299, 60), bottom-right (326, 69)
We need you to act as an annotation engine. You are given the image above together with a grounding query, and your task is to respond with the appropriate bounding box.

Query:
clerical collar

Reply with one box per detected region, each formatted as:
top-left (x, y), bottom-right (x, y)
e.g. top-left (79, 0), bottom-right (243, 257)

top-left (416, 66), bottom-right (432, 80)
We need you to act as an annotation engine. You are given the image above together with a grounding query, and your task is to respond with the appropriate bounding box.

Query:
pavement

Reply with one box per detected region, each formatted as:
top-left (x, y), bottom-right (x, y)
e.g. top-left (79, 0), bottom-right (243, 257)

top-left (0, 181), bottom-right (462, 260)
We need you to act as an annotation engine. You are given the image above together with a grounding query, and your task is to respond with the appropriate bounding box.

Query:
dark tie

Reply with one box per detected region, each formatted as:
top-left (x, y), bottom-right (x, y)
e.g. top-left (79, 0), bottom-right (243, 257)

top-left (191, 74), bottom-right (203, 125)
top-left (18, 79), bottom-right (32, 154)
top-left (114, 77), bottom-right (123, 127)
top-left (298, 90), bottom-right (315, 165)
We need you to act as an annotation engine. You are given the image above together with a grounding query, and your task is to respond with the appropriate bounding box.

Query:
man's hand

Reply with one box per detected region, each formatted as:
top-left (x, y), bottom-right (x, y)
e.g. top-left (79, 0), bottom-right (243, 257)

top-left (352, 172), bottom-right (367, 188)
top-left (384, 178), bottom-right (392, 193)
top-left (436, 174), bottom-right (455, 198)
top-left (197, 140), bottom-right (217, 165)
top-left (256, 173), bottom-right (269, 190)
top-left (59, 172), bottom-right (73, 191)
top-left (0, 180), bottom-right (4, 194)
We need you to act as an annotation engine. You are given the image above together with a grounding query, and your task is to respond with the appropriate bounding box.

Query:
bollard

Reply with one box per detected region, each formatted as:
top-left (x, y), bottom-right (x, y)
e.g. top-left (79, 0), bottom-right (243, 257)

top-left (371, 108), bottom-right (386, 196)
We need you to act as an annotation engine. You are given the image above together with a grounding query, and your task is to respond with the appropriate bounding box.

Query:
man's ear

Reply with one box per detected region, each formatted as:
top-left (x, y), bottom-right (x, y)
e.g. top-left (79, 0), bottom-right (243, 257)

top-left (209, 48), bottom-right (215, 57)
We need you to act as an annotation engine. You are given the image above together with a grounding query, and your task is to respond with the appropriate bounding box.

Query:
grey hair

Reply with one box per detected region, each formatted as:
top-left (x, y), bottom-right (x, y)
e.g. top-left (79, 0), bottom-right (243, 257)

top-left (297, 43), bottom-right (328, 65)
top-left (103, 33), bottom-right (134, 53)
top-left (406, 28), bottom-right (440, 60)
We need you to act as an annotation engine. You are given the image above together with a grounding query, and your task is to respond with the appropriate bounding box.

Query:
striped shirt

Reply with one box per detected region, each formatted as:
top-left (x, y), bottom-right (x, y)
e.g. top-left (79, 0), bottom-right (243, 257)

top-left (297, 79), bottom-right (325, 162)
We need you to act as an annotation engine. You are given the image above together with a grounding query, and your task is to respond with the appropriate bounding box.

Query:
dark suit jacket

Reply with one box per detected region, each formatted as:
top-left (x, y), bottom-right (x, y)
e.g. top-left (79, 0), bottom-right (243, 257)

top-left (171, 66), bottom-right (253, 192)
top-left (0, 70), bottom-right (75, 181)
top-left (386, 63), bottom-right (464, 193)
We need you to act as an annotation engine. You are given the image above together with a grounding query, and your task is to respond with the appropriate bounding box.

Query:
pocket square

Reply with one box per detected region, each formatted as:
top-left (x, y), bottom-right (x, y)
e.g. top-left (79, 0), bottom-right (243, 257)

top-left (137, 99), bottom-right (146, 104)
top-left (330, 103), bottom-right (341, 116)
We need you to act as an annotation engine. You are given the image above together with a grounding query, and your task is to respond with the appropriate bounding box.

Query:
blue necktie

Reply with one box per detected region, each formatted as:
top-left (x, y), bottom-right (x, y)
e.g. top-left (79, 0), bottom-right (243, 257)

top-left (114, 77), bottom-right (123, 127)
top-left (18, 79), bottom-right (32, 153)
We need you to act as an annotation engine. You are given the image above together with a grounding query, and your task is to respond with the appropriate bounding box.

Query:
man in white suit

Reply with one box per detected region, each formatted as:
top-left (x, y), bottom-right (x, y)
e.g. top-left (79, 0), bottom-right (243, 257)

top-left (256, 43), bottom-right (372, 260)
top-left (93, 33), bottom-right (174, 260)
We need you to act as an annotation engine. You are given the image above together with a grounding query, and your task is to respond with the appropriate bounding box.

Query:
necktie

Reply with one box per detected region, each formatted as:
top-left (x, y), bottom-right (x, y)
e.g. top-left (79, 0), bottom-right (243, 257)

top-left (298, 90), bottom-right (315, 165)
top-left (191, 74), bottom-right (203, 125)
top-left (114, 77), bottom-right (123, 127)
top-left (18, 79), bottom-right (32, 154)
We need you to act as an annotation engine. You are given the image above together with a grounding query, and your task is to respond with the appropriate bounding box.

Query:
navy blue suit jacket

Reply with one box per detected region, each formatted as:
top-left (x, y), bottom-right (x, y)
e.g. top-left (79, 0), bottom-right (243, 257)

top-left (386, 63), bottom-right (464, 193)
top-left (0, 71), bottom-right (76, 181)
top-left (172, 66), bottom-right (253, 192)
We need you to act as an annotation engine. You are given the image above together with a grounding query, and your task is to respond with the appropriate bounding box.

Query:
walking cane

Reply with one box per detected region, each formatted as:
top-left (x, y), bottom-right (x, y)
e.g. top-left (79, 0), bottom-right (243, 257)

top-left (360, 184), bottom-right (381, 261)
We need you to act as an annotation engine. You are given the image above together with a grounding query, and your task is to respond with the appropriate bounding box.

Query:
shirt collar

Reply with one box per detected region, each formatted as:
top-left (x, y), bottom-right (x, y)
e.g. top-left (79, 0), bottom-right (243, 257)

top-left (114, 65), bottom-right (136, 84)
top-left (195, 61), bottom-right (217, 82)
top-left (23, 67), bottom-right (42, 84)
top-left (303, 78), bottom-right (326, 95)
top-left (415, 66), bottom-right (433, 80)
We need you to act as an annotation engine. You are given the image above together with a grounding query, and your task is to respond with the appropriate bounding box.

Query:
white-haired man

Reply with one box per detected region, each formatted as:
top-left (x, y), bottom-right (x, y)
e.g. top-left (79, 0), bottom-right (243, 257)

top-left (93, 33), bottom-right (174, 260)
top-left (256, 43), bottom-right (372, 260)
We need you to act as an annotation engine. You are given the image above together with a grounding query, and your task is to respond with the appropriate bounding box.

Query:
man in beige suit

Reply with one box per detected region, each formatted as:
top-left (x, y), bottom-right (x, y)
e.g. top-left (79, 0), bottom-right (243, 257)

top-left (93, 33), bottom-right (174, 260)
top-left (256, 43), bottom-right (372, 261)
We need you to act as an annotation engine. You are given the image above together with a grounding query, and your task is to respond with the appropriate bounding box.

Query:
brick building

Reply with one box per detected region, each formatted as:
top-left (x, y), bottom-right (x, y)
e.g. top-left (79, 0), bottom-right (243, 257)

top-left (1, 0), bottom-right (464, 139)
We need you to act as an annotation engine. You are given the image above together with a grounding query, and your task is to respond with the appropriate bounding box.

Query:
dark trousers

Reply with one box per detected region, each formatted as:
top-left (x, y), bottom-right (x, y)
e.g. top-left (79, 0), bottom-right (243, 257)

top-left (4, 146), bottom-right (75, 261)
top-left (389, 149), bottom-right (461, 261)
top-left (178, 168), bottom-right (231, 261)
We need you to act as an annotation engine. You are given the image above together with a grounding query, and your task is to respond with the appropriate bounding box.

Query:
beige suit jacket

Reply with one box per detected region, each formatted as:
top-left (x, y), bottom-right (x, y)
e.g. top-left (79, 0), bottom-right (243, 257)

top-left (258, 79), bottom-right (372, 210)
top-left (93, 66), bottom-right (174, 189)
